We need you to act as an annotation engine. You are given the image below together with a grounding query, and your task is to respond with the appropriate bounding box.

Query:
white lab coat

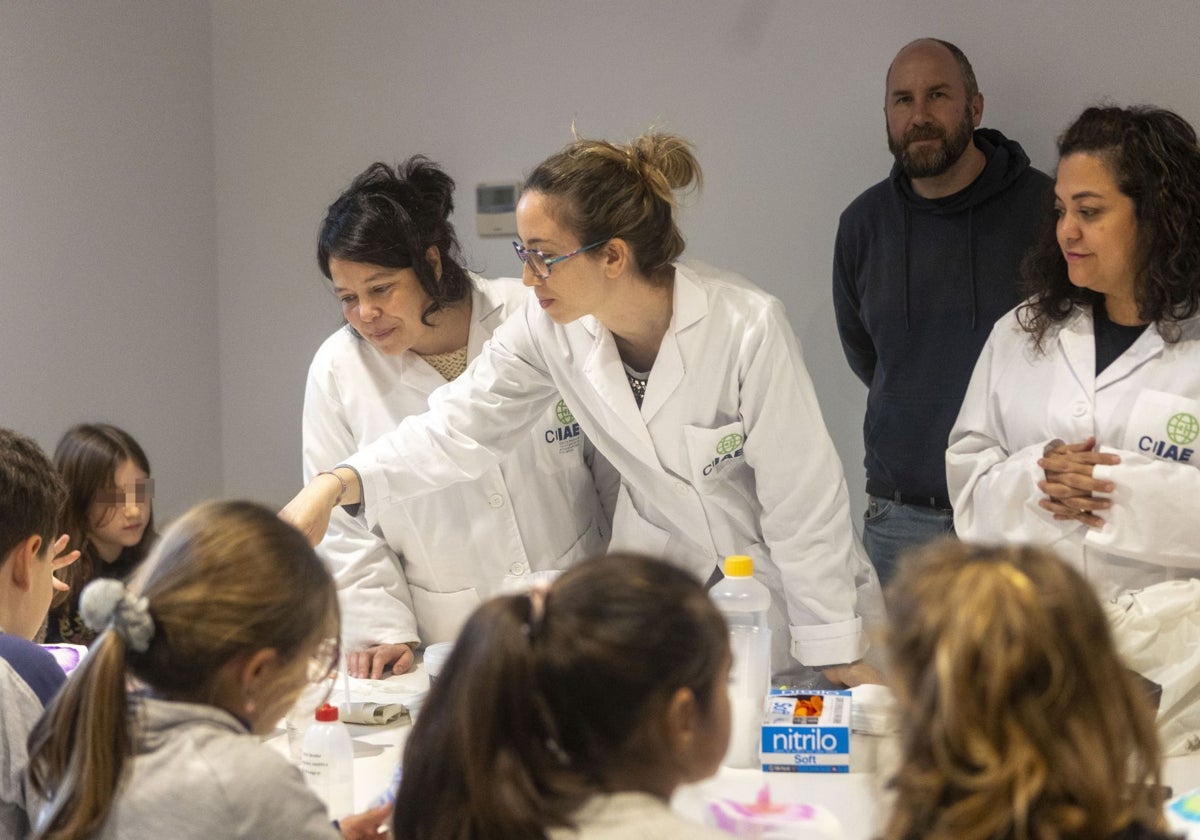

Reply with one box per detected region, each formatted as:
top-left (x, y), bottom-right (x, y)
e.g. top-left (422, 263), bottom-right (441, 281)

top-left (947, 304), bottom-right (1200, 599)
top-left (303, 276), bottom-right (612, 649)
top-left (345, 260), bottom-right (874, 668)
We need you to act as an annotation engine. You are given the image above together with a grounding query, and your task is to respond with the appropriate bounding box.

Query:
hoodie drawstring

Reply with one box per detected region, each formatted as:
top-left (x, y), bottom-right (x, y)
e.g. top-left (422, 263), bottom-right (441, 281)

top-left (903, 207), bottom-right (911, 331)
top-left (967, 205), bottom-right (978, 330)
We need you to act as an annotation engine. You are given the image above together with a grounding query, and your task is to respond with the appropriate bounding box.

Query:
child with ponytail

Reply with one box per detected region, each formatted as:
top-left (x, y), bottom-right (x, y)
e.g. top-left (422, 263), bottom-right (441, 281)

top-left (26, 500), bottom-right (390, 840)
top-left (392, 552), bottom-right (732, 840)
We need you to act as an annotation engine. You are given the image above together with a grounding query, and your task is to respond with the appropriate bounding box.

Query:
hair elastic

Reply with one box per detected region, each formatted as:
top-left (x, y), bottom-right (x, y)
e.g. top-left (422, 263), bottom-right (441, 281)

top-left (524, 585), bottom-right (550, 642)
top-left (79, 578), bottom-right (155, 652)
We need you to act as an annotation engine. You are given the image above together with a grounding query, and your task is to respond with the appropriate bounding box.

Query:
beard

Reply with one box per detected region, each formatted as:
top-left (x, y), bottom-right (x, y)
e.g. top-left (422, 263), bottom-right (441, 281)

top-left (888, 106), bottom-right (974, 179)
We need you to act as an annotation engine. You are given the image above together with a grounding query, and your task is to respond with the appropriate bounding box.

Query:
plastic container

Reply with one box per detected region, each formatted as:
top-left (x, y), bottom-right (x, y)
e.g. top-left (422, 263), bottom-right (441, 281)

top-left (711, 555), bottom-right (772, 768)
top-left (422, 641), bottom-right (454, 685)
top-left (285, 678), bottom-right (334, 762)
top-left (300, 703), bottom-right (355, 820)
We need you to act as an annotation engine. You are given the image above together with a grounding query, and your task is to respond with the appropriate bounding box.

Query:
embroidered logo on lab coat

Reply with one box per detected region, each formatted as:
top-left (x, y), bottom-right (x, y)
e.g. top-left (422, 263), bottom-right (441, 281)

top-left (544, 399), bottom-right (583, 455)
top-left (1167, 413), bottom-right (1199, 445)
top-left (716, 433), bottom-right (744, 455)
top-left (1127, 390), bottom-right (1200, 464)
top-left (703, 433), bottom-right (745, 475)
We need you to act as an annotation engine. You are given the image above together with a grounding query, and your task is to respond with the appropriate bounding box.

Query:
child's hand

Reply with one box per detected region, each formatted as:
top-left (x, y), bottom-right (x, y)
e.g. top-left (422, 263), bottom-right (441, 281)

top-left (338, 803), bottom-right (392, 839)
top-left (50, 533), bottom-right (80, 592)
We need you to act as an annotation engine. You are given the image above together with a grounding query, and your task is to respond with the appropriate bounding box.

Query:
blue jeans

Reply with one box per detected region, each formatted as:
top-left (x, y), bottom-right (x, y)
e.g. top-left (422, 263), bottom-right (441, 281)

top-left (862, 495), bottom-right (955, 588)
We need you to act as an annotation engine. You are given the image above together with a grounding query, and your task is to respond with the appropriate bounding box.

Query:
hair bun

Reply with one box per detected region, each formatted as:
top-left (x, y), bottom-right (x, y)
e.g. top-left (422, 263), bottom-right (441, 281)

top-left (400, 156), bottom-right (456, 223)
top-left (631, 133), bottom-right (703, 193)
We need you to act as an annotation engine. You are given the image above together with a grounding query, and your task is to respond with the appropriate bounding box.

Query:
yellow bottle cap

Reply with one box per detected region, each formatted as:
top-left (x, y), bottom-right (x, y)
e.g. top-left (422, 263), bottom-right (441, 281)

top-left (723, 555), bottom-right (754, 577)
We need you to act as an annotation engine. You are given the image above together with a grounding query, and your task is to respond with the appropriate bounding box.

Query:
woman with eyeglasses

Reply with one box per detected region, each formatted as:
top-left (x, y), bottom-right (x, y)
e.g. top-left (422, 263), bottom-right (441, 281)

top-left (284, 131), bottom-right (880, 686)
top-left (305, 157), bottom-right (613, 680)
top-left (25, 500), bottom-right (390, 840)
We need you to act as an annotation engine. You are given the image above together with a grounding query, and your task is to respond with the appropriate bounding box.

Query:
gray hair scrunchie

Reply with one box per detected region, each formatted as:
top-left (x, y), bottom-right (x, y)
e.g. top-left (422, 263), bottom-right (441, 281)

top-left (79, 578), bottom-right (155, 653)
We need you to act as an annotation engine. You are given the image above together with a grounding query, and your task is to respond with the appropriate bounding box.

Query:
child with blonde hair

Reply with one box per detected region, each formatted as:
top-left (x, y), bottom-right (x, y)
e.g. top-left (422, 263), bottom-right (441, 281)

top-left (883, 540), bottom-right (1169, 840)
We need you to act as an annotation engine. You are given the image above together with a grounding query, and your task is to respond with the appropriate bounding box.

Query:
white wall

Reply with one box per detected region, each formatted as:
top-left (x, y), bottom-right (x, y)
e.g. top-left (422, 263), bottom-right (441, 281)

top-left (211, 0), bottom-right (1200, 516)
top-left (5, 2), bottom-right (1199, 523)
top-left (1, 1), bottom-right (220, 522)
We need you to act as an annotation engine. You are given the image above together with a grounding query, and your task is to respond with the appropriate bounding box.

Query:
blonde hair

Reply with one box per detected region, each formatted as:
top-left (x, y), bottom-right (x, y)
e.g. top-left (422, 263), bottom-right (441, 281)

top-left (523, 131), bottom-right (702, 281)
top-left (27, 500), bottom-right (338, 840)
top-left (883, 541), bottom-right (1165, 840)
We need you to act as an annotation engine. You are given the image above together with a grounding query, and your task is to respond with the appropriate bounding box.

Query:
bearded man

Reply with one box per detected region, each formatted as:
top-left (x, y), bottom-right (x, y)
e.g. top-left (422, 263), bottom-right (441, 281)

top-left (832, 38), bottom-right (1051, 586)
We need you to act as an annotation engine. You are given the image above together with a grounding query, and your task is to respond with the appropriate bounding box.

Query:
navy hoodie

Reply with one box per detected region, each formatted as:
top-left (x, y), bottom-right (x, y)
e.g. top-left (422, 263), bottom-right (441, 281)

top-left (833, 128), bottom-right (1051, 501)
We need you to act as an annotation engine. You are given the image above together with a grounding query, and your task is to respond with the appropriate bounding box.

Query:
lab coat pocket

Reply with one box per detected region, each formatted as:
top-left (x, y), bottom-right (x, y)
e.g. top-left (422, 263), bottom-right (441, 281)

top-left (408, 585), bottom-right (481, 647)
top-left (682, 421), bottom-right (752, 493)
top-left (1122, 389), bottom-right (1200, 469)
top-left (608, 485), bottom-right (670, 558)
top-left (530, 398), bottom-right (588, 474)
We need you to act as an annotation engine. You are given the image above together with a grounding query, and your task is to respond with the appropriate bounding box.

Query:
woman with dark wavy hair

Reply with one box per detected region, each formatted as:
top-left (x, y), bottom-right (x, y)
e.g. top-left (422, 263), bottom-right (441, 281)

top-left (947, 105), bottom-right (1200, 601)
top-left (305, 156), bottom-right (612, 679)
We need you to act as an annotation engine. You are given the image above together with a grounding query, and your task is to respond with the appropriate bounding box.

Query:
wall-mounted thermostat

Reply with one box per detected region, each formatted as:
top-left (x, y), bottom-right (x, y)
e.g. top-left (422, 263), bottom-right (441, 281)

top-left (476, 182), bottom-right (521, 236)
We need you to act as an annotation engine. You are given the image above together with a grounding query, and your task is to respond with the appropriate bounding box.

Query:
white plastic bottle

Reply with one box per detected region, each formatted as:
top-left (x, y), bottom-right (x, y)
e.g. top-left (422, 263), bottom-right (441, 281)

top-left (300, 702), bottom-right (355, 820)
top-left (710, 554), bottom-right (772, 768)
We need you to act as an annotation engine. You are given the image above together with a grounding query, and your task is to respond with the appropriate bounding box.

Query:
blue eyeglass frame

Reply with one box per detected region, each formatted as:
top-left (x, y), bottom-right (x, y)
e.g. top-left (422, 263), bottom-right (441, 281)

top-left (512, 239), bottom-right (607, 278)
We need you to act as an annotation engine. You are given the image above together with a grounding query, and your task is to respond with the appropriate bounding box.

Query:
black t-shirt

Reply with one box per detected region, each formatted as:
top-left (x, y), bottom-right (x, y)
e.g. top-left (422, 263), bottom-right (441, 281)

top-left (1094, 301), bottom-right (1149, 375)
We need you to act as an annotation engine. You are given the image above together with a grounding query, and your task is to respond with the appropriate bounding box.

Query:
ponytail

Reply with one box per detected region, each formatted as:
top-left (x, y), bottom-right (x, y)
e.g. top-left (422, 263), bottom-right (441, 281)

top-left (27, 500), bottom-right (338, 840)
top-left (393, 553), bottom-right (728, 840)
top-left (28, 631), bottom-right (132, 840)
top-left (394, 594), bottom-right (580, 840)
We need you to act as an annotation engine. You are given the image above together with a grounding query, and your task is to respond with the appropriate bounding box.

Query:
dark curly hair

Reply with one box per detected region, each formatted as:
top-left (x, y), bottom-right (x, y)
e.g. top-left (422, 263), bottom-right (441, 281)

top-left (317, 156), bottom-right (471, 327)
top-left (1018, 105), bottom-right (1200, 347)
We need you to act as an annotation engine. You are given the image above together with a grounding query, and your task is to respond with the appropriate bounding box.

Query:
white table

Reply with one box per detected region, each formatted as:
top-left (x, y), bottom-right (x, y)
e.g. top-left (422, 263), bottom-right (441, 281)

top-left (272, 666), bottom-right (1200, 839)
top-left (267, 667), bottom-right (429, 811)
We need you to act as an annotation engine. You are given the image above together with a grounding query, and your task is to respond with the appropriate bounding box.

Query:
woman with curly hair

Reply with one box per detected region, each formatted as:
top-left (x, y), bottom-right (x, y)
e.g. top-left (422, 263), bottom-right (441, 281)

top-left (304, 156), bottom-right (613, 680)
top-left (882, 540), bottom-right (1170, 840)
top-left (947, 105), bottom-right (1200, 599)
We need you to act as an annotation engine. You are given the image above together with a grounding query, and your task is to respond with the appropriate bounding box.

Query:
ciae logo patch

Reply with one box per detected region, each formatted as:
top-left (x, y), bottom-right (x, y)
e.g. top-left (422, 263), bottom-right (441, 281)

top-left (545, 399), bottom-right (583, 455)
top-left (1139, 412), bottom-right (1198, 462)
top-left (703, 433), bottom-right (745, 476)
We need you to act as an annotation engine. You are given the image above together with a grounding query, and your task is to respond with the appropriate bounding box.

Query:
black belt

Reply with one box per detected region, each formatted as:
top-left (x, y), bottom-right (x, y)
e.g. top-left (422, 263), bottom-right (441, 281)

top-left (866, 479), bottom-right (952, 512)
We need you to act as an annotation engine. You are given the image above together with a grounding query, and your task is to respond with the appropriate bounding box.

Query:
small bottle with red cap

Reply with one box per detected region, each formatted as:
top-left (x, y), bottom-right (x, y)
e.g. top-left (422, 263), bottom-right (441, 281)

top-left (300, 702), bottom-right (355, 819)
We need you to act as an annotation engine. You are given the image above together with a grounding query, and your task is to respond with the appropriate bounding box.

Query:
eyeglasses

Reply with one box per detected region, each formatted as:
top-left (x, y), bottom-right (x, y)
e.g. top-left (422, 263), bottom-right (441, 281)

top-left (512, 240), bottom-right (607, 280)
top-left (307, 636), bottom-right (340, 685)
top-left (291, 636), bottom-right (341, 716)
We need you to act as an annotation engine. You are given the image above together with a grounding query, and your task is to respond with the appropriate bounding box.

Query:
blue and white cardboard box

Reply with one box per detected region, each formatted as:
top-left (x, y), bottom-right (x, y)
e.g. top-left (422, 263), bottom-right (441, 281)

top-left (760, 689), bottom-right (852, 773)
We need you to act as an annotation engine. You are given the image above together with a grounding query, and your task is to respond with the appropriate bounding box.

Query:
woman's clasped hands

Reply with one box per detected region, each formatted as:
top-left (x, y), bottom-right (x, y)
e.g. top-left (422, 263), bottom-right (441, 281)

top-left (1036, 436), bottom-right (1120, 528)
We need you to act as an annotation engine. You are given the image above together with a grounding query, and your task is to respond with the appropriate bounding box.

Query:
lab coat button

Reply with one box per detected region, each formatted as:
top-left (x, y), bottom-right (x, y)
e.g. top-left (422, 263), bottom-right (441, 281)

top-left (1071, 402), bottom-right (1088, 418)
top-left (674, 481), bottom-right (689, 496)
top-left (488, 494), bottom-right (505, 508)
top-left (509, 561), bottom-right (527, 575)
